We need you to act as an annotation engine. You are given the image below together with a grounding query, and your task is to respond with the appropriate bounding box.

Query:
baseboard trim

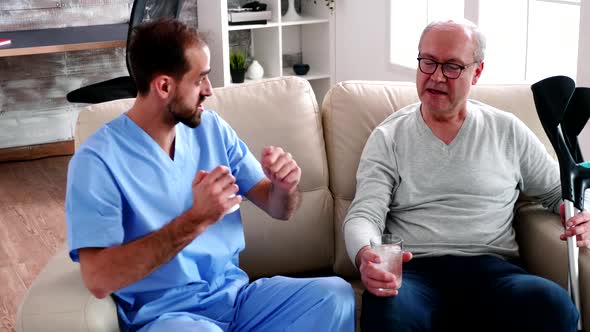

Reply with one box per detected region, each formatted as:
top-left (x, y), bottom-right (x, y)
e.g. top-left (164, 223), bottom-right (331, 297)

top-left (0, 141), bottom-right (74, 162)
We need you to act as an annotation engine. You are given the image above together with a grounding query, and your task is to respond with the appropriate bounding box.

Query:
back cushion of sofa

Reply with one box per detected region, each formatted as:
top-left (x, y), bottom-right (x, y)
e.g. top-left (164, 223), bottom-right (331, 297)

top-left (76, 98), bottom-right (135, 150)
top-left (323, 80), bottom-right (554, 277)
top-left (204, 77), bottom-right (334, 278)
top-left (322, 81), bottom-right (419, 276)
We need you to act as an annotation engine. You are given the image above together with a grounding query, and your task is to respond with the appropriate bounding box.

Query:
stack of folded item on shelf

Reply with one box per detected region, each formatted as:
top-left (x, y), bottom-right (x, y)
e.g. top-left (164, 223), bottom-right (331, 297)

top-left (228, 8), bottom-right (272, 25)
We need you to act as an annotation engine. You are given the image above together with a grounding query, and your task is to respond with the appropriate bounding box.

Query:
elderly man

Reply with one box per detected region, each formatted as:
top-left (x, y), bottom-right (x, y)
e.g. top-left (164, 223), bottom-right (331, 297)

top-left (344, 19), bottom-right (588, 331)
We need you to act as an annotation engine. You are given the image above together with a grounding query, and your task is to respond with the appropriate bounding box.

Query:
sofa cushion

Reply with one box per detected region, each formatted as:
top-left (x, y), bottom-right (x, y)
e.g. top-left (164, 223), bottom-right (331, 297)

top-left (322, 81), bottom-right (420, 276)
top-left (17, 245), bottom-right (119, 332)
top-left (322, 80), bottom-right (555, 277)
top-left (75, 98), bottom-right (135, 150)
top-left (204, 77), bottom-right (334, 278)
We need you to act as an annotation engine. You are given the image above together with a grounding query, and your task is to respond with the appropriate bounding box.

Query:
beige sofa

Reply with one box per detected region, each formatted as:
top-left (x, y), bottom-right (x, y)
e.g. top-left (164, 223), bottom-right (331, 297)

top-left (17, 77), bottom-right (589, 331)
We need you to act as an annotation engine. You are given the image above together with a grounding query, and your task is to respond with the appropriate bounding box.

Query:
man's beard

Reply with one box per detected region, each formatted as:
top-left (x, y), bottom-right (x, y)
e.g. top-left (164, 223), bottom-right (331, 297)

top-left (167, 94), bottom-right (205, 128)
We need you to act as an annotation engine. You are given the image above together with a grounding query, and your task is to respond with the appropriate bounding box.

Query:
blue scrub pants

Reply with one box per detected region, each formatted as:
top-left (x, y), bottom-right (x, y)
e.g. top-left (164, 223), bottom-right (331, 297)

top-left (361, 255), bottom-right (578, 332)
top-left (140, 276), bottom-right (355, 332)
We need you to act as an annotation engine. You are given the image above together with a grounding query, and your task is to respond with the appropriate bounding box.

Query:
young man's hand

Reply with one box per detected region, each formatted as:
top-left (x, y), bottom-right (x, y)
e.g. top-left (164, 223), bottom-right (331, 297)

top-left (189, 166), bottom-right (241, 231)
top-left (260, 146), bottom-right (301, 194)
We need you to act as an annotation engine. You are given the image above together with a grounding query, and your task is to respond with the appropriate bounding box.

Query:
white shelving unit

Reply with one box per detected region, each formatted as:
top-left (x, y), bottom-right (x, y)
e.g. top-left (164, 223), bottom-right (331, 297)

top-left (197, 0), bottom-right (334, 104)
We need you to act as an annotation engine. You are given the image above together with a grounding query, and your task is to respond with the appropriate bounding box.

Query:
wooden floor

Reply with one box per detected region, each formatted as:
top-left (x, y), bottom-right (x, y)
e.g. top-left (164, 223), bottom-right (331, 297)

top-left (0, 156), bottom-right (70, 332)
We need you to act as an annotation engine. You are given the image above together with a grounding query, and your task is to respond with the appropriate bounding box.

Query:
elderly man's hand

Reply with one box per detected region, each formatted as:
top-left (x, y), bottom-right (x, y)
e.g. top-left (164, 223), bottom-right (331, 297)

top-left (560, 204), bottom-right (590, 248)
top-left (357, 246), bottom-right (412, 297)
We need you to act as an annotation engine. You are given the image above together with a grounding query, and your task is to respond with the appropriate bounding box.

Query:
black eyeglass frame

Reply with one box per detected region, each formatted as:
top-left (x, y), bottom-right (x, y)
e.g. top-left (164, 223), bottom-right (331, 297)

top-left (416, 57), bottom-right (479, 79)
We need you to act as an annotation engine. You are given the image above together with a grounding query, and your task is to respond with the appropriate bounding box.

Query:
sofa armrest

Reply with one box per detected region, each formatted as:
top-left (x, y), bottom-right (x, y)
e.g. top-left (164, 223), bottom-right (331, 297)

top-left (514, 203), bottom-right (589, 331)
top-left (16, 245), bottom-right (119, 332)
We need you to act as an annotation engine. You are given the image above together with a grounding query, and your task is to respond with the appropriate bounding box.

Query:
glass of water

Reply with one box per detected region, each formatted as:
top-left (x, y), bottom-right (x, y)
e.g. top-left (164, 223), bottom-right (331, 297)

top-left (225, 194), bottom-right (240, 215)
top-left (370, 234), bottom-right (403, 291)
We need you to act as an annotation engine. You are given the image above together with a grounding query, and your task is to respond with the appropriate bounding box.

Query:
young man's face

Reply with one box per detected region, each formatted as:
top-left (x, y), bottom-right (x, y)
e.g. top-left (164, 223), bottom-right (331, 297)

top-left (167, 45), bottom-right (212, 128)
top-left (416, 23), bottom-right (483, 116)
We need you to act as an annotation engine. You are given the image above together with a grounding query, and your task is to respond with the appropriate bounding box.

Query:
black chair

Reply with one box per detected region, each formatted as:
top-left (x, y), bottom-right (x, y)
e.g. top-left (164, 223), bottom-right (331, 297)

top-left (66, 0), bottom-right (184, 103)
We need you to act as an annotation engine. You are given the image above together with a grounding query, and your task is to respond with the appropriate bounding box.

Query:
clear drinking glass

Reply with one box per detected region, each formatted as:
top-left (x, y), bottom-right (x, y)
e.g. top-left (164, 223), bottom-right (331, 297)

top-left (370, 234), bottom-right (403, 291)
top-left (225, 194), bottom-right (239, 214)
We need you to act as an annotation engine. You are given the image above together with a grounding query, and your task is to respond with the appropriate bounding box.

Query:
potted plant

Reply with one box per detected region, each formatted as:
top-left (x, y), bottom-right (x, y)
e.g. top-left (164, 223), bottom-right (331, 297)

top-left (230, 50), bottom-right (247, 84)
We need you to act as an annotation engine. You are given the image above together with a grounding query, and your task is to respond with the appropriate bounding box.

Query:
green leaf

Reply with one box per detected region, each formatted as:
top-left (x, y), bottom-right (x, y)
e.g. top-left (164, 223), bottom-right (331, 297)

top-left (229, 50), bottom-right (247, 71)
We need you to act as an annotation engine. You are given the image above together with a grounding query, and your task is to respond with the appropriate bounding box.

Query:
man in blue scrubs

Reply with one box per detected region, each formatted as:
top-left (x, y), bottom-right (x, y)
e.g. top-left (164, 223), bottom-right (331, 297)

top-left (66, 18), bottom-right (355, 332)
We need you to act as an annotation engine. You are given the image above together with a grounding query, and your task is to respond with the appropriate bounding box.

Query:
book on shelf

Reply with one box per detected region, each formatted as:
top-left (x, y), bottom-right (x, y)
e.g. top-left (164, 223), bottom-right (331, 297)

top-left (0, 38), bottom-right (11, 47)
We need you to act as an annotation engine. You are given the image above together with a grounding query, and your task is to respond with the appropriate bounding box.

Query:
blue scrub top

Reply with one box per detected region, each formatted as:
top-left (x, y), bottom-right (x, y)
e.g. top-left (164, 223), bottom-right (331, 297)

top-left (65, 110), bottom-right (265, 329)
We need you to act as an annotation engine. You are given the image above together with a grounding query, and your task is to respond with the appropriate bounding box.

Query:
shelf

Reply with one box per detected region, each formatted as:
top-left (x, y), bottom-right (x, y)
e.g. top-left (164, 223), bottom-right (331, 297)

top-left (282, 67), bottom-right (331, 81)
top-left (0, 23), bottom-right (127, 57)
top-left (281, 17), bottom-right (329, 26)
top-left (197, 0), bottom-right (333, 104)
top-left (228, 22), bottom-right (280, 31)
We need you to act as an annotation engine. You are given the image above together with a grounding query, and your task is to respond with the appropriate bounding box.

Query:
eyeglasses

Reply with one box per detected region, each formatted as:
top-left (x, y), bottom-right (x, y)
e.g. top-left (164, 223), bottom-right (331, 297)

top-left (417, 57), bottom-right (478, 79)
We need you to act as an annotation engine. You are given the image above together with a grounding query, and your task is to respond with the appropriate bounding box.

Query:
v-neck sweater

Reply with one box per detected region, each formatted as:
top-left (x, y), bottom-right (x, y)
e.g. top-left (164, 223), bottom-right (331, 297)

top-left (344, 100), bottom-right (562, 264)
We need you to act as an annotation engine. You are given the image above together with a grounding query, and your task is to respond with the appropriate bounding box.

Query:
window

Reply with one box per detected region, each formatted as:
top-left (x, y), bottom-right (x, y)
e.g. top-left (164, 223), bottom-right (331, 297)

top-left (389, 0), bottom-right (581, 83)
top-left (389, 0), bottom-right (463, 69)
top-left (525, 0), bottom-right (580, 82)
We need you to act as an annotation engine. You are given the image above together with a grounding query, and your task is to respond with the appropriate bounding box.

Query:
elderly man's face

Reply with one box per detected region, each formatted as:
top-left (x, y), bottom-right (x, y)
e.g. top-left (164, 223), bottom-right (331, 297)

top-left (416, 23), bottom-right (483, 117)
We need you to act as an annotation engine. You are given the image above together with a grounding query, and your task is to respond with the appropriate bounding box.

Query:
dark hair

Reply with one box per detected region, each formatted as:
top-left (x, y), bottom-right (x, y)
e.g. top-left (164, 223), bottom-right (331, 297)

top-left (128, 17), bottom-right (206, 95)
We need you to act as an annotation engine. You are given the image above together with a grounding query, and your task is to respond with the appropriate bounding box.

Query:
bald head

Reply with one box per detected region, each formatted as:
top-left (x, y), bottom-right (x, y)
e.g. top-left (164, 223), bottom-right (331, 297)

top-left (419, 19), bottom-right (486, 63)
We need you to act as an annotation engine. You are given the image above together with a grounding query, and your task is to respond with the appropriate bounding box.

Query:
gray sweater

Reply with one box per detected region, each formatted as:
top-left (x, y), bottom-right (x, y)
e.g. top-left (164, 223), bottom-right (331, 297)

top-left (344, 100), bottom-right (562, 265)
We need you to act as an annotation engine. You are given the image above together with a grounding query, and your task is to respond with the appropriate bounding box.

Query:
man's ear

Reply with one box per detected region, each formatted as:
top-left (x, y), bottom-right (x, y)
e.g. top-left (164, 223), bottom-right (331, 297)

top-left (152, 75), bottom-right (175, 99)
top-left (472, 61), bottom-right (484, 85)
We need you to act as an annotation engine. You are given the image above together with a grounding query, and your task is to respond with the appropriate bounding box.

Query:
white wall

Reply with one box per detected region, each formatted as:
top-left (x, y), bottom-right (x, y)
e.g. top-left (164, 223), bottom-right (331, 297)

top-left (334, 0), bottom-right (590, 158)
top-left (334, 0), bottom-right (415, 83)
top-left (577, 0), bottom-right (590, 157)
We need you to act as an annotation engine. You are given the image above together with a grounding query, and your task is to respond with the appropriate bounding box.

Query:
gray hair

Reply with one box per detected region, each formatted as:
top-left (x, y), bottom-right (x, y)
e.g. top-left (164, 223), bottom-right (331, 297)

top-left (419, 19), bottom-right (486, 63)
